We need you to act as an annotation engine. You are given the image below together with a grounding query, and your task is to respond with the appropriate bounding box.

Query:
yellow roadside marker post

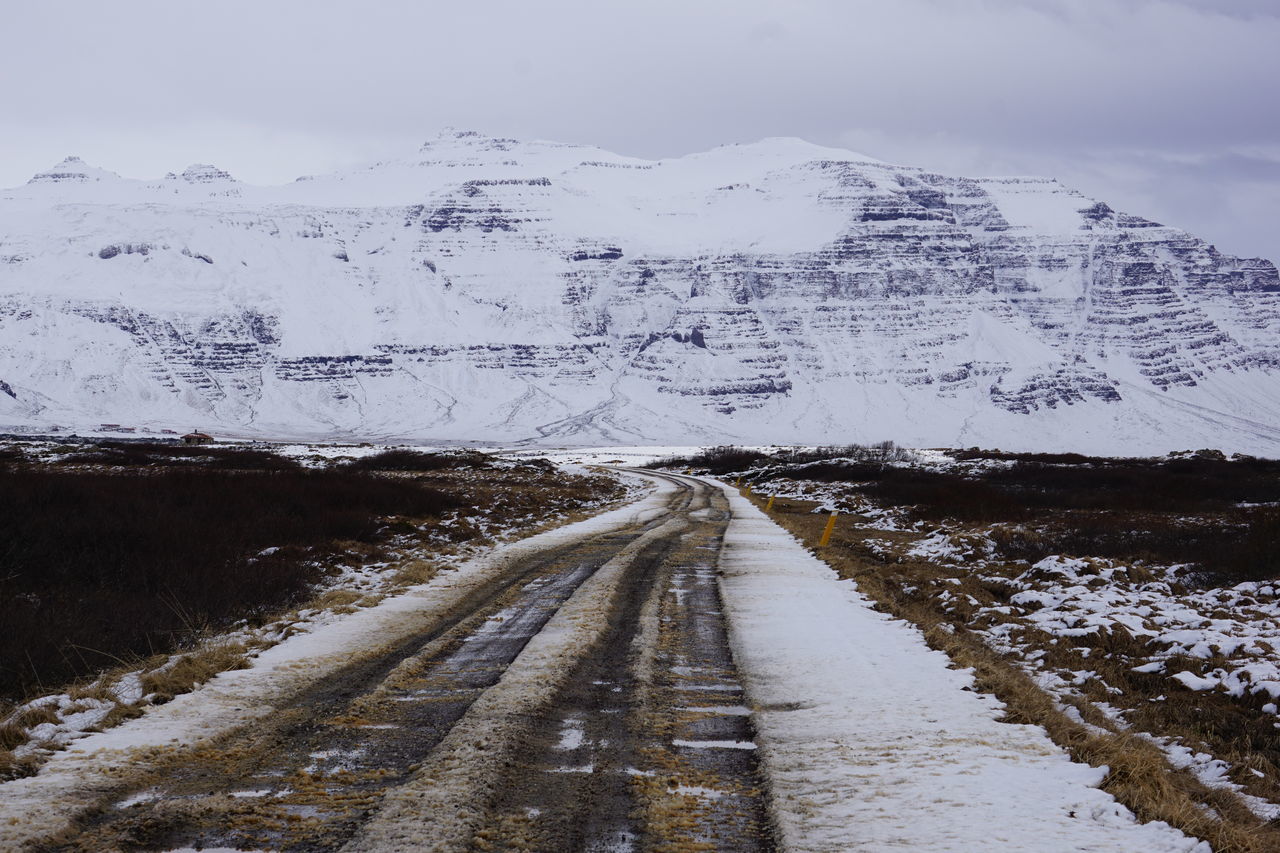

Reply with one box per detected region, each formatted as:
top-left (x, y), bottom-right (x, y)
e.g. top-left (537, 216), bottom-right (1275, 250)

top-left (765, 495), bottom-right (776, 512)
top-left (745, 483), bottom-right (752, 496)
top-left (735, 477), bottom-right (742, 487)
top-left (819, 511), bottom-right (838, 547)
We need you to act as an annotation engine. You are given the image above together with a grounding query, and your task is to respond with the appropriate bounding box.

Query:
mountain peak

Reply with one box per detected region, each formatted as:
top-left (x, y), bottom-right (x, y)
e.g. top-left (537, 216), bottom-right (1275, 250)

top-left (27, 156), bottom-right (121, 185)
top-left (417, 128), bottom-right (600, 156)
top-left (700, 136), bottom-right (886, 166)
top-left (420, 128), bottom-right (504, 150)
top-left (175, 164), bottom-right (236, 183)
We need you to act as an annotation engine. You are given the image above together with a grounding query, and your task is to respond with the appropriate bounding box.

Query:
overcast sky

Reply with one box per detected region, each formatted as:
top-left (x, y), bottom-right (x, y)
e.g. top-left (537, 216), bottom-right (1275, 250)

top-left (2, 0), bottom-right (1276, 262)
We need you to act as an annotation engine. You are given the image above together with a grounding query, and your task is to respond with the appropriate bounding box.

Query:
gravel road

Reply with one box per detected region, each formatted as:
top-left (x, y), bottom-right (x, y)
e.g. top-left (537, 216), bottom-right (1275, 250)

top-left (39, 472), bottom-right (776, 853)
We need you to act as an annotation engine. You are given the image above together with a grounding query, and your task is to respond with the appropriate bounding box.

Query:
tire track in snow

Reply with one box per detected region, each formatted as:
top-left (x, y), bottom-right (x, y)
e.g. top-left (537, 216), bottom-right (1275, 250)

top-left (341, 512), bottom-right (691, 852)
top-left (446, 475), bottom-right (775, 852)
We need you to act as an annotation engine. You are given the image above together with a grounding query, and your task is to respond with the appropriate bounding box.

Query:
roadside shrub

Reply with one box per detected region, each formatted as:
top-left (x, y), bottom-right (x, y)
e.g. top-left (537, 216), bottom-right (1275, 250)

top-left (651, 441), bottom-right (915, 475)
top-left (758, 461), bottom-right (888, 483)
top-left (983, 459), bottom-right (1280, 513)
top-left (62, 441), bottom-right (300, 471)
top-left (1205, 509), bottom-right (1280, 583)
top-left (949, 448), bottom-right (1094, 465)
top-left (780, 441), bottom-right (915, 465)
top-left (655, 443), bottom-right (1280, 582)
top-left (648, 445), bottom-right (771, 474)
top-left (346, 449), bottom-right (493, 472)
top-left (0, 464), bottom-right (456, 699)
top-left (865, 469), bottom-right (1032, 522)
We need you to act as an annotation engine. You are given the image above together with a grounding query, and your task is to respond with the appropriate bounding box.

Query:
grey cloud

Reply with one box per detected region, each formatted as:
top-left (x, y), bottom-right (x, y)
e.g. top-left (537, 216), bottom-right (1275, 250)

top-left (0, 0), bottom-right (1275, 262)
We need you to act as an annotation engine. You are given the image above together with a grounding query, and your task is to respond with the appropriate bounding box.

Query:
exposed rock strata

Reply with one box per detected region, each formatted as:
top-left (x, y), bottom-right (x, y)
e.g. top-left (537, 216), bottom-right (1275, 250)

top-left (0, 132), bottom-right (1277, 452)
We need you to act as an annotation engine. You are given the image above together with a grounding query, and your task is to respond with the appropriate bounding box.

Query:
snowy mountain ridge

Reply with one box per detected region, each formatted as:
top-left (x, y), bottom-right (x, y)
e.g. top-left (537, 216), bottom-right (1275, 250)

top-left (1, 130), bottom-right (1278, 453)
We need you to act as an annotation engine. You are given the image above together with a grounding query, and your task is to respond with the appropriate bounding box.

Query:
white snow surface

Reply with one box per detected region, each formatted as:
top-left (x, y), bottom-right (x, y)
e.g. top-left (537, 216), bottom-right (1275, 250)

top-left (714, 483), bottom-right (1206, 852)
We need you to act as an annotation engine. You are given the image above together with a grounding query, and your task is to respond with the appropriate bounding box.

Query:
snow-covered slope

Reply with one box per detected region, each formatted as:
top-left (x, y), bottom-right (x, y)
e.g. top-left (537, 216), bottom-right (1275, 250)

top-left (2, 130), bottom-right (1278, 453)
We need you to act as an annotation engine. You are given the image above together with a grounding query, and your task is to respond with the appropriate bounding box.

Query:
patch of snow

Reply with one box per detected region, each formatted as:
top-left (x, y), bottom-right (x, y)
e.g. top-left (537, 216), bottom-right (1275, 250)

top-left (671, 739), bottom-right (757, 750)
top-left (555, 716), bottom-right (586, 751)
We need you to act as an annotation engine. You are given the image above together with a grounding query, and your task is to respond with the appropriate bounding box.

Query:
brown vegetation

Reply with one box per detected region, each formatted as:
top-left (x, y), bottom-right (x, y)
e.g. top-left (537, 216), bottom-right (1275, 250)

top-left (60, 440), bottom-right (303, 470)
top-left (647, 441), bottom-right (912, 476)
top-left (0, 445), bottom-right (622, 703)
top-left (669, 445), bottom-right (1280, 584)
top-left (0, 455), bottom-right (455, 700)
top-left (649, 446), bottom-right (1280, 849)
top-left (139, 643), bottom-right (253, 704)
top-left (345, 448), bottom-right (497, 472)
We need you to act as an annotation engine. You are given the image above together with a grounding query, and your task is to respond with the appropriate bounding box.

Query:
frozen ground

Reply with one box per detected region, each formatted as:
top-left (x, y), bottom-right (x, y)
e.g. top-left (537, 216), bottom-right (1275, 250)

top-left (714, 482), bottom-right (1206, 852)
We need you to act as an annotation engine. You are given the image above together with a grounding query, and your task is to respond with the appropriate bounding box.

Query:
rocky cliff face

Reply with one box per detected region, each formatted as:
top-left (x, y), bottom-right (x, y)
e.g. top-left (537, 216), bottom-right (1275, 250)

top-left (1, 131), bottom-right (1278, 453)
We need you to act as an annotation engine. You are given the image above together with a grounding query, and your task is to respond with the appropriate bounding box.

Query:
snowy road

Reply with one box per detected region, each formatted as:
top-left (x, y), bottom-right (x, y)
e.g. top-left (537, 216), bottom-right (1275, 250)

top-left (4, 471), bottom-right (1205, 851)
top-left (10, 472), bottom-right (772, 852)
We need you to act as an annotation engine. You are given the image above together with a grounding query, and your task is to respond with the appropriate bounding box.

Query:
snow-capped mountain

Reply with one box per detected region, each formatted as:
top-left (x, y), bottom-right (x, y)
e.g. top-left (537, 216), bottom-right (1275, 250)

top-left (1, 130), bottom-right (1278, 453)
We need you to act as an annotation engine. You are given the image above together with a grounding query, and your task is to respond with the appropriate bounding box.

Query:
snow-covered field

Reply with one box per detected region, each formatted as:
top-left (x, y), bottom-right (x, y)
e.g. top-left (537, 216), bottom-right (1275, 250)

top-left (503, 444), bottom-right (709, 467)
top-left (748, 468), bottom-right (1280, 714)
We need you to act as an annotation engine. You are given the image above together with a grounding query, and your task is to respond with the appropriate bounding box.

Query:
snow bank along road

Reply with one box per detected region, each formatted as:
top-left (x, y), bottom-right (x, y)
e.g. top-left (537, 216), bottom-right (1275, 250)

top-left (2, 471), bottom-right (1204, 851)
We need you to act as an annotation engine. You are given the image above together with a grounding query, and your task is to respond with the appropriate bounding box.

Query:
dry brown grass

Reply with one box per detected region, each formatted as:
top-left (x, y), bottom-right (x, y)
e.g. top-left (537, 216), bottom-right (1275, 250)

top-left (0, 719), bottom-right (28, 752)
top-left (0, 748), bottom-right (39, 781)
top-left (11, 703), bottom-right (60, 730)
top-left (0, 703), bottom-right (58, 780)
top-left (91, 701), bottom-right (145, 732)
top-left (752, 492), bottom-right (1280, 853)
top-left (65, 680), bottom-right (121, 704)
top-left (389, 558), bottom-right (441, 588)
top-left (139, 642), bottom-right (252, 704)
top-left (315, 589), bottom-right (364, 610)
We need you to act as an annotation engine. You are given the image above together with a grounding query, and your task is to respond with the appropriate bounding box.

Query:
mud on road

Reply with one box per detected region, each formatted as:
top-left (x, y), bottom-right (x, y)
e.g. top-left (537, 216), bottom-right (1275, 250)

top-left (35, 473), bottom-right (777, 853)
